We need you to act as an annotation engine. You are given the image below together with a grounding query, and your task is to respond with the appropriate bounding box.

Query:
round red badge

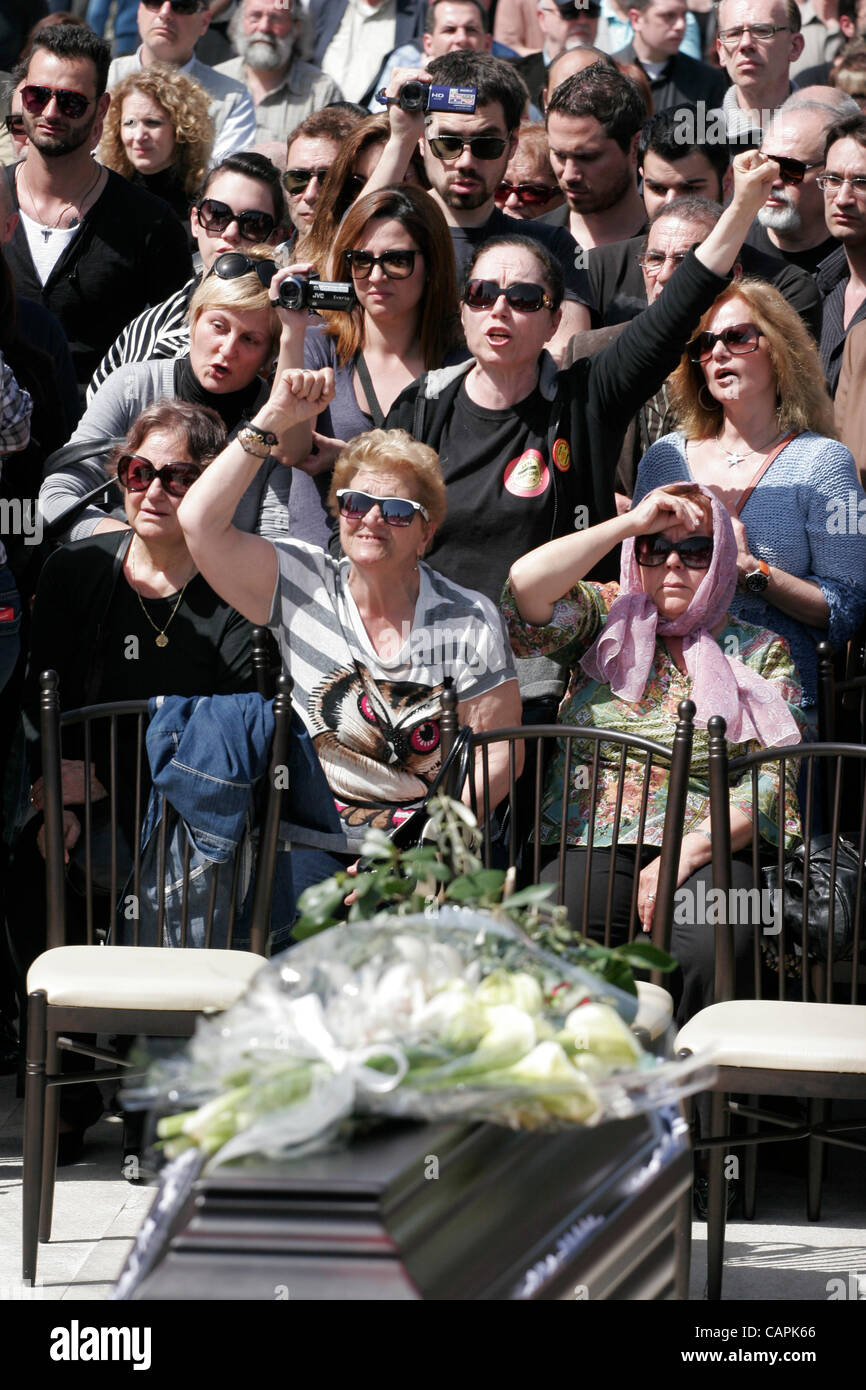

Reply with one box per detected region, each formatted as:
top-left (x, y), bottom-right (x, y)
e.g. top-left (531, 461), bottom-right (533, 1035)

top-left (552, 437), bottom-right (571, 472)
top-left (504, 449), bottom-right (550, 498)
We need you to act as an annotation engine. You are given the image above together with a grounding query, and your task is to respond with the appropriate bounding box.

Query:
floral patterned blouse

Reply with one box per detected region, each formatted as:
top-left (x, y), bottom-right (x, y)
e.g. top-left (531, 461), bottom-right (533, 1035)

top-left (501, 579), bottom-right (806, 849)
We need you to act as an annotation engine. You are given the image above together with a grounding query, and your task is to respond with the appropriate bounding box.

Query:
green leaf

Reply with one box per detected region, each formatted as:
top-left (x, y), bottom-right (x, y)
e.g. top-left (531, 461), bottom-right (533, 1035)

top-left (503, 883), bottom-right (556, 909)
top-left (292, 916), bottom-right (338, 940)
top-left (295, 877), bottom-right (347, 922)
top-left (611, 942), bottom-right (678, 972)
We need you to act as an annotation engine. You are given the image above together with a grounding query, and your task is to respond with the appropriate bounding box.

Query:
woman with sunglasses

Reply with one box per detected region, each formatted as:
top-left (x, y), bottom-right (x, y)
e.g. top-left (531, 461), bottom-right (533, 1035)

top-left (504, 482), bottom-right (805, 1023)
top-left (497, 122), bottom-right (566, 222)
top-left (289, 186), bottom-right (464, 476)
top-left (40, 245), bottom-right (333, 549)
top-left (384, 150), bottom-right (779, 611)
top-left (295, 115), bottom-right (428, 272)
top-left (177, 370), bottom-right (521, 899)
top-left (633, 278), bottom-right (866, 715)
top-left (96, 64), bottom-right (214, 236)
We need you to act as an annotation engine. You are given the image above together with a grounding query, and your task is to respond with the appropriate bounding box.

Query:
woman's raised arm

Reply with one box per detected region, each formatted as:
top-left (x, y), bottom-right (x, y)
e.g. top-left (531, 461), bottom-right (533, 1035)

top-left (178, 367), bottom-right (335, 625)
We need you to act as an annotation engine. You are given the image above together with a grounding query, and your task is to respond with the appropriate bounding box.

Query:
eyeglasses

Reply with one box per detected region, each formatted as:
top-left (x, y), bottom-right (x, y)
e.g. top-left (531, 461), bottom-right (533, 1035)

top-left (141, 0), bottom-right (206, 13)
top-left (494, 180), bottom-right (559, 207)
top-left (195, 198), bottom-right (277, 243)
top-left (336, 489), bottom-right (429, 526)
top-left (687, 322), bottom-right (762, 362)
top-left (282, 167), bottom-right (331, 194)
top-left (464, 278), bottom-right (554, 312)
top-left (636, 249), bottom-right (689, 274)
top-left (346, 173), bottom-right (367, 196)
top-left (717, 23), bottom-right (790, 46)
top-left (817, 172), bottom-right (866, 198)
top-left (427, 133), bottom-right (509, 161)
top-left (634, 534), bottom-right (714, 569)
top-left (118, 454), bottom-right (203, 497)
top-left (4, 112), bottom-right (24, 136)
top-left (20, 85), bottom-right (93, 120)
top-left (209, 251), bottom-right (278, 286)
top-left (763, 154), bottom-right (823, 185)
top-left (344, 249), bottom-right (419, 279)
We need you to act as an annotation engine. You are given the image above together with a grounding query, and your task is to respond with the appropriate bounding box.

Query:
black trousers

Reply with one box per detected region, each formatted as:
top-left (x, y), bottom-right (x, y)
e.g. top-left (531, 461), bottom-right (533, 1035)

top-left (540, 846), bottom-right (759, 1027)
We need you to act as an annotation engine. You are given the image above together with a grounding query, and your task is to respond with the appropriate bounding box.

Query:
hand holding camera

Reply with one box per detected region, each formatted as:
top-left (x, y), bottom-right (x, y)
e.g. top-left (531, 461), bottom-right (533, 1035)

top-left (268, 259), bottom-right (357, 317)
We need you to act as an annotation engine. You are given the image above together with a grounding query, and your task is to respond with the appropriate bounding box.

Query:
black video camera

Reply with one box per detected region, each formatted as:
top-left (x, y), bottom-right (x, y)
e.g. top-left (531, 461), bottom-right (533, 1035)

top-left (376, 81), bottom-right (477, 114)
top-left (278, 274), bottom-right (356, 313)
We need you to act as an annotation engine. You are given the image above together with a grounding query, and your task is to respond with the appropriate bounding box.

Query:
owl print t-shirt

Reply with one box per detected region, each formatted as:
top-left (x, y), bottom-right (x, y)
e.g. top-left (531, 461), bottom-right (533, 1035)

top-left (268, 540), bottom-right (517, 849)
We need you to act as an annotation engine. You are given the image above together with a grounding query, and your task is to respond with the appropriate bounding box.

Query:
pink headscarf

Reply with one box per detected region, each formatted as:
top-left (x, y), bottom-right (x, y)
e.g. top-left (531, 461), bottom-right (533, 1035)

top-left (579, 486), bottom-right (801, 747)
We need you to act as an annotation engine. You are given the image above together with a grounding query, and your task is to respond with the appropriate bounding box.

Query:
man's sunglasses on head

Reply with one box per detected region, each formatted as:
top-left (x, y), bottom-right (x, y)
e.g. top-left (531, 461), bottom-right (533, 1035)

top-left (20, 85), bottom-right (93, 119)
top-left (195, 198), bottom-right (277, 242)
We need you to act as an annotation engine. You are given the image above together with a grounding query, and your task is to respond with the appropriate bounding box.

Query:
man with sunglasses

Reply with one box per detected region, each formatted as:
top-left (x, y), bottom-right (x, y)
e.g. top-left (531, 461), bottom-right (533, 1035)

top-left (717, 0), bottom-right (805, 146)
top-left (108, 0), bottom-right (257, 162)
top-left (88, 150), bottom-right (287, 399)
top-left (283, 106), bottom-right (364, 237)
top-left (750, 89), bottom-right (854, 273)
top-left (215, 0), bottom-right (342, 141)
top-left (3, 25), bottom-right (191, 396)
top-left (369, 50), bottom-right (593, 356)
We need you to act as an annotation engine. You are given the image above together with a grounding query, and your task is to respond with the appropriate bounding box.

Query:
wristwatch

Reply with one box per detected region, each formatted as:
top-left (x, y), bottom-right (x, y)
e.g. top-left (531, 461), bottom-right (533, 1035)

top-left (744, 559), bottom-right (771, 594)
top-left (237, 423), bottom-right (278, 458)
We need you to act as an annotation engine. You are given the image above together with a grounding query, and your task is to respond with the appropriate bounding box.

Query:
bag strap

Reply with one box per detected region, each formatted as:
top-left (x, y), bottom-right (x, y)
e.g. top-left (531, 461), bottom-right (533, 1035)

top-left (354, 352), bottom-right (386, 428)
top-left (733, 432), bottom-right (796, 517)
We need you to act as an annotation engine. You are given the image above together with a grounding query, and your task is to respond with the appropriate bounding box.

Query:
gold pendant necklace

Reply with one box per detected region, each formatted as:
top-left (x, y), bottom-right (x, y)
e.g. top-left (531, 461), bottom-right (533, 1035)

top-left (130, 540), bottom-right (192, 648)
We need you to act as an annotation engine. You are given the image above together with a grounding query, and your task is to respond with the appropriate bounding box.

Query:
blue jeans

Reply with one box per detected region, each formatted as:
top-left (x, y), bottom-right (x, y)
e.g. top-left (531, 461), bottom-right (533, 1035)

top-left (289, 846), bottom-right (354, 919)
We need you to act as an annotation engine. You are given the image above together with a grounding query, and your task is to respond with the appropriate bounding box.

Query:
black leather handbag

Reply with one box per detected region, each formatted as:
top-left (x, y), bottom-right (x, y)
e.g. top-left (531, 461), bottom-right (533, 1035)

top-left (763, 833), bottom-right (864, 962)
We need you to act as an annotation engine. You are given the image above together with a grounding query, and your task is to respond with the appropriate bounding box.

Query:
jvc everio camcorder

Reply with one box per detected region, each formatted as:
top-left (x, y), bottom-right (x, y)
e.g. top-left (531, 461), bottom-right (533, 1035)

top-left (277, 274), bottom-right (356, 312)
top-left (376, 81), bottom-right (477, 114)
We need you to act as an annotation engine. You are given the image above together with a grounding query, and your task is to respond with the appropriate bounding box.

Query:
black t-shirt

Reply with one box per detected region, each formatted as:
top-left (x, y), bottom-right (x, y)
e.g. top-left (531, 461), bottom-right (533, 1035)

top-left (744, 220), bottom-right (839, 277)
top-left (449, 206), bottom-right (593, 308)
top-left (424, 380), bottom-right (568, 601)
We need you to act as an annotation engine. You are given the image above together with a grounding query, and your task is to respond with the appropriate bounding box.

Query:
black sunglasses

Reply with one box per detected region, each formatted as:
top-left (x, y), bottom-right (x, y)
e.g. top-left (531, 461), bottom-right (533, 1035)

top-left (344, 249), bottom-right (419, 279)
top-left (195, 197), bottom-right (277, 243)
top-left (428, 133), bottom-right (508, 161)
top-left (764, 154), bottom-right (823, 185)
top-left (634, 534), bottom-right (714, 569)
top-left (688, 322), bottom-right (762, 362)
top-left (4, 112), bottom-right (24, 136)
top-left (20, 84), bottom-right (93, 120)
top-left (283, 167), bottom-right (331, 194)
top-left (494, 180), bottom-right (559, 207)
top-left (209, 251), bottom-right (278, 288)
top-left (464, 278), bottom-right (554, 312)
top-left (336, 489), bottom-right (429, 526)
top-left (118, 454), bottom-right (203, 497)
top-left (141, 0), bottom-right (205, 12)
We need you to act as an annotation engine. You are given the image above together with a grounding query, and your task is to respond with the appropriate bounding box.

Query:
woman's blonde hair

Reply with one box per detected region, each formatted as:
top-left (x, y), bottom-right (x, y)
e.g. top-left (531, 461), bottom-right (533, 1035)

top-left (329, 429), bottom-right (447, 535)
top-left (187, 244), bottom-right (282, 359)
top-left (97, 63), bottom-right (214, 197)
top-left (670, 278), bottom-right (837, 440)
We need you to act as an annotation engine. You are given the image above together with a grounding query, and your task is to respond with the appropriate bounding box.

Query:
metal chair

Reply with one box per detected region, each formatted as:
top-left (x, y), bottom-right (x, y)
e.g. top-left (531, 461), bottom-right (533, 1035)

top-left (22, 669), bottom-right (293, 1284)
top-left (675, 719), bottom-right (866, 1299)
top-left (464, 699), bottom-right (698, 1041)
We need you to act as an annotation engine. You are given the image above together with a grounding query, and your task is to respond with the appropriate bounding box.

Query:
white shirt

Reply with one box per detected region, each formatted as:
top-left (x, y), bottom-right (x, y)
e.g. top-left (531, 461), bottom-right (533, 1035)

top-left (19, 209), bottom-right (81, 285)
top-left (319, 0), bottom-right (397, 104)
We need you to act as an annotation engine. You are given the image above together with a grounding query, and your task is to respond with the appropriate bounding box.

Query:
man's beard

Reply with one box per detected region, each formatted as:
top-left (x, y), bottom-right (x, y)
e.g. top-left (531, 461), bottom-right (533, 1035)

top-left (758, 194), bottom-right (802, 235)
top-left (565, 162), bottom-right (632, 214)
top-left (442, 183), bottom-right (491, 210)
top-left (239, 32), bottom-right (294, 71)
top-left (24, 114), bottom-right (97, 158)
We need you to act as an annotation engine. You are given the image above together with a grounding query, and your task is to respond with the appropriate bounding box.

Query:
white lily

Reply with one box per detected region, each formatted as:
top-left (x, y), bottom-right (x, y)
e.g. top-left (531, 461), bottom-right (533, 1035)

top-left (475, 970), bottom-right (544, 1015)
top-left (563, 1002), bottom-right (643, 1065)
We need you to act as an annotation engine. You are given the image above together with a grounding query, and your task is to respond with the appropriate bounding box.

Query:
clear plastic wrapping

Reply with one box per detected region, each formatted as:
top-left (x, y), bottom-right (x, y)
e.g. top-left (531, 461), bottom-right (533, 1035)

top-left (125, 908), bottom-right (715, 1167)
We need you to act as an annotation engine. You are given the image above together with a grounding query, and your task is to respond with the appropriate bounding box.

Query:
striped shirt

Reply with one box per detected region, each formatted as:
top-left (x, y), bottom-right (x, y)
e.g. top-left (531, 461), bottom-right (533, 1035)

top-left (86, 277), bottom-right (197, 403)
top-left (268, 540), bottom-right (517, 848)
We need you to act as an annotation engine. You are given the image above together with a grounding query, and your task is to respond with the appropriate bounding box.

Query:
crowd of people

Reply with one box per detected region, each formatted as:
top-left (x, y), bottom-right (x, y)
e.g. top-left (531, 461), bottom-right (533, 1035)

top-left (1, 1), bottom-right (866, 1146)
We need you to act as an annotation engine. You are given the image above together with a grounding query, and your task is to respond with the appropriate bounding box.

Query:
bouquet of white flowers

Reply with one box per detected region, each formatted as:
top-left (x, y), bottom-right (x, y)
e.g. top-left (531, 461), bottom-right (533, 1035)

top-left (126, 908), bottom-right (713, 1169)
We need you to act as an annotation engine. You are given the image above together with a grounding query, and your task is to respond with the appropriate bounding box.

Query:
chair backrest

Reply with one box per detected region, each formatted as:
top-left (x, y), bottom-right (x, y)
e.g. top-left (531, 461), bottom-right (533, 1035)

top-left (817, 639), bottom-right (866, 745)
top-left (39, 669), bottom-right (293, 955)
top-left (706, 716), bottom-right (866, 1006)
top-left (464, 699), bottom-right (696, 959)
